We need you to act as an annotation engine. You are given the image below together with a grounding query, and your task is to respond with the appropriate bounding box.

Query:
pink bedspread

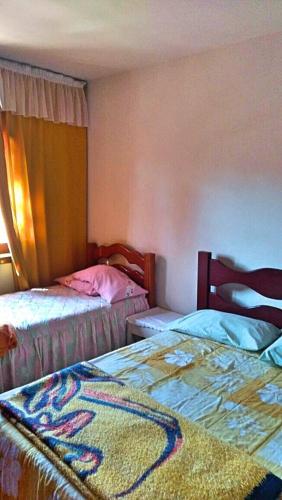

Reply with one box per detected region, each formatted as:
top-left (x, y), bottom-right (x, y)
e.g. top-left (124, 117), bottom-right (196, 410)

top-left (0, 286), bottom-right (148, 392)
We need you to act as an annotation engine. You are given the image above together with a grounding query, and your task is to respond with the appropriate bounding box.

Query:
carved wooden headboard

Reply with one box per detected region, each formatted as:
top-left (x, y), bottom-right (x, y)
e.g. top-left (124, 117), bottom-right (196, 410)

top-left (197, 251), bottom-right (282, 328)
top-left (87, 243), bottom-right (156, 307)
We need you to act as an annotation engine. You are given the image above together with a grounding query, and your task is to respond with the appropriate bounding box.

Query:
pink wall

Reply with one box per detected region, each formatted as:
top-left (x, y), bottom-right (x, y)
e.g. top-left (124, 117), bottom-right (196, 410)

top-left (88, 34), bottom-right (282, 313)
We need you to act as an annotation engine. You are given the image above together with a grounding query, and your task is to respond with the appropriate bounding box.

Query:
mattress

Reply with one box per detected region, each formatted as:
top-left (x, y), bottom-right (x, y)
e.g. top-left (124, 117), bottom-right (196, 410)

top-left (0, 330), bottom-right (280, 499)
top-left (0, 285), bottom-right (149, 392)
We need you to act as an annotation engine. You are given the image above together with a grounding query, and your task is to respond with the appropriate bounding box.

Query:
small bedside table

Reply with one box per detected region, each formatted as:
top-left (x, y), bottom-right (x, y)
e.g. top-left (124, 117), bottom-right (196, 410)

top-left (127, 307), bottom-right (183, 343)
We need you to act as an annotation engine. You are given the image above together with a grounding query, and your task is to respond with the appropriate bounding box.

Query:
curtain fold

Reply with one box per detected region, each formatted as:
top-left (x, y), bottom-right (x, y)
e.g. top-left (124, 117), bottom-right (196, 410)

top-left (0, 112), bottom-right (87, 289)
top-left (0, 117), bottom-right (29, 289)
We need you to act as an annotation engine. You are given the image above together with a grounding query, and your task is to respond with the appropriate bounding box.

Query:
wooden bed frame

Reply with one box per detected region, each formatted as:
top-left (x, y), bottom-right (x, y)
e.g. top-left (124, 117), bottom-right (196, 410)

top-left (197, 251), bottom-right (282, 328)
top-left (87, 243), bottom-right (156, 307)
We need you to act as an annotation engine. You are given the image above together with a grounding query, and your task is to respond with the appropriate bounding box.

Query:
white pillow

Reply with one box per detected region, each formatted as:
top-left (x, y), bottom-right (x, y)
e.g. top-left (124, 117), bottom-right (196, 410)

top-left (259, 336), bottom-right (282, 367)
top-left (167, 309), bottom-right (281, 351)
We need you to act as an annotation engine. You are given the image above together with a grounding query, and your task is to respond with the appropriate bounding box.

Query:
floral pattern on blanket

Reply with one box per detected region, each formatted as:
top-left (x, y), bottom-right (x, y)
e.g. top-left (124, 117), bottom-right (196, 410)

top-left (257, 384), bottom-right (282, 406)
top-left (164, 349), bottom-right (195, 367)
top-left (95, 331), bottom-right (282, 479)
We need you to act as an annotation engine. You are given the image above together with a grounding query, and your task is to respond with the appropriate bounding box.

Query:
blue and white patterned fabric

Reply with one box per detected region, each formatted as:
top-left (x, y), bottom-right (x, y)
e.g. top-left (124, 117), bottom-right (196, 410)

top-left (94, 330), bottom-right (282, 479)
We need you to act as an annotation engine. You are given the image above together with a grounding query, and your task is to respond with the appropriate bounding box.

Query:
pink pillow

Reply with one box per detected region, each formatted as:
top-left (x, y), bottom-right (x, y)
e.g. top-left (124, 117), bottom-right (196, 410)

top-left (73, 265), bottom-right (147, 304)
top-left (55, 274), bottom-right (98, 296)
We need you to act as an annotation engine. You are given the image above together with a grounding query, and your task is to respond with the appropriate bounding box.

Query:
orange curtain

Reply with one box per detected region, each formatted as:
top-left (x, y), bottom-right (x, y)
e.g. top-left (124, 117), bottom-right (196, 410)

top-left (0, 112), bottom-right (87, 289)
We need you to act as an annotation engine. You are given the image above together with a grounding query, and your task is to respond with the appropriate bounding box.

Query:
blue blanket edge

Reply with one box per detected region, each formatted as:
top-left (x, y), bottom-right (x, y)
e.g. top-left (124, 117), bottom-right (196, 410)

top-left (246, 472), bottom-right (282, 500)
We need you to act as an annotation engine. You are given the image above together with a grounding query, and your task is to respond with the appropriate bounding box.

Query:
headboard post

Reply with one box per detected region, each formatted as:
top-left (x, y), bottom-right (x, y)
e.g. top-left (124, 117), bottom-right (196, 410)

top-left (197, 251), bottom-right (211, 310)
top-left (144, 253), bottom-right (156, 308)
top-left (87, 243), bottom-right (99, 266)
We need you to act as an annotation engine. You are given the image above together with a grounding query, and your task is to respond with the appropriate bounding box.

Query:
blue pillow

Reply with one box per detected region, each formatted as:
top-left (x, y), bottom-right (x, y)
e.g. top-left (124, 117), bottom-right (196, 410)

top-left (167, 309), bottom-right (281, 351)
top-left (259, 336), bottom-right (282, 367)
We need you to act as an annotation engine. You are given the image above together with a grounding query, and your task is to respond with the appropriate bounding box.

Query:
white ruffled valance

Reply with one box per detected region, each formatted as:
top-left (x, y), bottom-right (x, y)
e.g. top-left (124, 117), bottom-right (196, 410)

top-left (0, 58), bottom-right (88, 127)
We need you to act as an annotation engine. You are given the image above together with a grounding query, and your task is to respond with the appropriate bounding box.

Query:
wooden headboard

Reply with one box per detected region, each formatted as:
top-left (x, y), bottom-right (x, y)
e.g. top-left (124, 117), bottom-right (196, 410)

top-left (87, 243), bottom-right (156, 307)
top-left (197, 251), bottom-right (282, 328)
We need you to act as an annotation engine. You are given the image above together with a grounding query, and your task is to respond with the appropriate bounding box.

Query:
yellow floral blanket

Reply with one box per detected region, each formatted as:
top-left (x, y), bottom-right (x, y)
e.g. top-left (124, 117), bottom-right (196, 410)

top-left (0, 361), bottom-right (281, 499)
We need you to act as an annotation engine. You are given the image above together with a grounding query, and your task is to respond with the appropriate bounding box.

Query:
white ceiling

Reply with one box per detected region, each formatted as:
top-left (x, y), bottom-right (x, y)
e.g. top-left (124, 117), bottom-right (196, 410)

top-left (0, 0), bottom-right (281, 81)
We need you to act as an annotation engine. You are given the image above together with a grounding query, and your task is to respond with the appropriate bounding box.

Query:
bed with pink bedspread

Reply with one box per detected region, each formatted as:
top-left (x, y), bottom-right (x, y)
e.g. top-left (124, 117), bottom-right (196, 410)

top-left (0, 285), bottom-right (148, 392)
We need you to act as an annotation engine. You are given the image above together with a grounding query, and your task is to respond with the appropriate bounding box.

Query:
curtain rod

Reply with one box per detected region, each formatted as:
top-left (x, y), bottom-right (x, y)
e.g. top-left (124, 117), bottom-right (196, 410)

top-left (0, 56), bottom-right (87, 87)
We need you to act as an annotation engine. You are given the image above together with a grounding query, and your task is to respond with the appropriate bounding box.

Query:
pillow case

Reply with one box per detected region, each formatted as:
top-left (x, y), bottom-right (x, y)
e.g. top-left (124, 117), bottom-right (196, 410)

top-left (73, 264), bottom-right (147, 304)
top-left (167, 309), bottom-right (281, 351)
top-left (259, 336), bottom-right (282, 367)
top-left (55, 274), bottom-right (98, 296)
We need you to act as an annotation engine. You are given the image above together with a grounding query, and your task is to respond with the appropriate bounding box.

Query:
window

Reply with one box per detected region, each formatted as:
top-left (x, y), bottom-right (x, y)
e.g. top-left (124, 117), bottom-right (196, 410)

top-left (0, 207), bottom-right (9, 254)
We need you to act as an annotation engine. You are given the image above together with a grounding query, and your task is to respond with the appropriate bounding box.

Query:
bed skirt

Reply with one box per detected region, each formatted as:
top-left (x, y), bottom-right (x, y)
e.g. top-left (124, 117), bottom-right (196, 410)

top-left (0, 294), bottom-right (148, 393)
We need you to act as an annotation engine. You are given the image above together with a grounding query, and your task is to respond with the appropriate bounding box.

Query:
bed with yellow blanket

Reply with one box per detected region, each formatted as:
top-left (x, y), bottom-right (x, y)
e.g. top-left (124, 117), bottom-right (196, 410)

top-left (0, 333), bottom-right (281, 499)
